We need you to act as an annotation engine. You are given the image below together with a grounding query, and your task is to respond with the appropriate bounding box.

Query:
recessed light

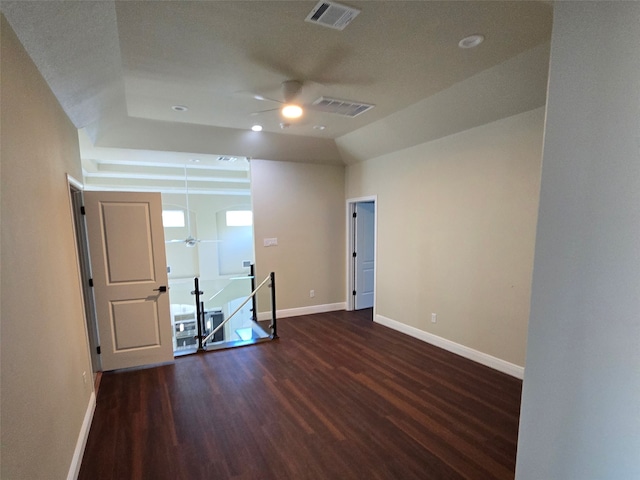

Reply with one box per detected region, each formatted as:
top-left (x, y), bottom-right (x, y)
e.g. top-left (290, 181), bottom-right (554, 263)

top-left (251, 125), bottom-right (263, 132)
top-left (313, 125), bottom-right (326, 130)
top-left (281, 104), bottom-right (303, 119)
top-left (172, 105), bottom-right (189, 112)
top-left (458, 34), bottom-right (484, 49)
top-left (189, 158), bottom-right (200, 163)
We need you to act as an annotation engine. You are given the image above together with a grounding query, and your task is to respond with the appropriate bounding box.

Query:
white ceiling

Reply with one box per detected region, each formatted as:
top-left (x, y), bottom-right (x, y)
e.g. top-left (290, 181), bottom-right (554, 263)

top-left (2, 1), bottom-right (553, 175)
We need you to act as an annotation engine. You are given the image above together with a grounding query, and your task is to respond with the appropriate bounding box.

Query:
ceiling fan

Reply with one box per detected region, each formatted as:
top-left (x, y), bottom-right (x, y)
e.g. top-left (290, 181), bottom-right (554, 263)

top-left (249, 80), bottom-right (314, 119)
top-left (248, 78), bottom-right (375, 123)
top-left (165, 166), bottom-right (220, 248)
top-left (245, 42), bottom-right (375, 121)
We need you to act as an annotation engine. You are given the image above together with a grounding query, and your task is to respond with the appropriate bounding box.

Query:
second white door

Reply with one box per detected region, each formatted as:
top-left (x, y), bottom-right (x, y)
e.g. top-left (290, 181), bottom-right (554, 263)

top-left (84, 191), bottom-right (174, 371)
top-left (354, 201), bottom-right (375, 310)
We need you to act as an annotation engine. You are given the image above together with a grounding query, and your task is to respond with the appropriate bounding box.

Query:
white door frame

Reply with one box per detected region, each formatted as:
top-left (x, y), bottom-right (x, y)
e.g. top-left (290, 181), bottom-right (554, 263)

top-left (66, 174), bottom-right (102, 373)
top-left (346, 196), bottom-right (377, 312)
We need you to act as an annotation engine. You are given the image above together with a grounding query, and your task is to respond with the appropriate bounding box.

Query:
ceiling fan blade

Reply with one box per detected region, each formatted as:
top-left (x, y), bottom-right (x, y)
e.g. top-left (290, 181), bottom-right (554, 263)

top-left (253, 94), bottom-right (283, 104)
top-left (184, 238), bottom-right (221, 247)
top-left (247, 51), bottom-right (302, 83)
top-left (250, 107), bottom-right (281, 116)
top-left (248, 47), bottom-right (371, 89)
top-left (166, 239), bottom-right (186, 243)
top-left (233, 90), bottom-right (283, 104)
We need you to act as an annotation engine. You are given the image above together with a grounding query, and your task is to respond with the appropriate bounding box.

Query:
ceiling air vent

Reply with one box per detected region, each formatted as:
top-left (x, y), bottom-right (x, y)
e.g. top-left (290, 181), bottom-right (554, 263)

top-left (305, 1), bottom-right (360, 31)
top-left (217, 156), bottom-right (237, 162)
top-left (312, 97), bottom-right (375, 118)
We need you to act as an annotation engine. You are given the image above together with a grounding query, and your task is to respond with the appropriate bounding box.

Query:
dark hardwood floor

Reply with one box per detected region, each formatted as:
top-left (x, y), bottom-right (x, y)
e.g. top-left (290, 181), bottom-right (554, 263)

top-left (79, 309), bottom-right (522, 480)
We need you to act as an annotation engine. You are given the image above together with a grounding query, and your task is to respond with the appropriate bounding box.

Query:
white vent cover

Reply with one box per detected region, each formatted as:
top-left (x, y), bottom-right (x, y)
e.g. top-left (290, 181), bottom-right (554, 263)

top-left (311, 97), bottom-right (375, 117)
top-left (305, 1), bottom-right (360, 31)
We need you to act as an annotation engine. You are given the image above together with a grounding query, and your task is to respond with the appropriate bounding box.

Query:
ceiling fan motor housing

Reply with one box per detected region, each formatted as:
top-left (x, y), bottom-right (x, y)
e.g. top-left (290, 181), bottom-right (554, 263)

top-left (282, 80), bottom-right (303, 103)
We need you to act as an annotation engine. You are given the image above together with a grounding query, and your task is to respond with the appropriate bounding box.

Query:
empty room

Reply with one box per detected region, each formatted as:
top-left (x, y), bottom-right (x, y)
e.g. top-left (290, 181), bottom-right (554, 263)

top-left (1, 2), bottom-right (638, 479)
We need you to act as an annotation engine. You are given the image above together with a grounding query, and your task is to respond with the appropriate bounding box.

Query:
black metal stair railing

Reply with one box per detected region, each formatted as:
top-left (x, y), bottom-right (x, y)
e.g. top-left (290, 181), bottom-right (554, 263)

top-left (188, 266), bottom-right (277, 351)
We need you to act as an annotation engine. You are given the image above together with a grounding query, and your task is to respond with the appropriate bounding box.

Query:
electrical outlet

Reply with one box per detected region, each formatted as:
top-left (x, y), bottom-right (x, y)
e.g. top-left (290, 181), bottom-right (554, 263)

top-left (310, 289), bottom-right (315, 298)
top-left (431, 313), bottom-right (437, 323)
top-left (82, 371), bottom-right (87, 384)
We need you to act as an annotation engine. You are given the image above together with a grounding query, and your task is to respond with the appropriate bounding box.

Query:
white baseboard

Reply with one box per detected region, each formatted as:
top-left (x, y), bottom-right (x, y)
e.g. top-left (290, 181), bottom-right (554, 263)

top-left (67, 391), bottom-right (96, 480)
top-left (375, 314), bottom-right (524, 379)
top-left (257, 302), bottom-right (346, 321)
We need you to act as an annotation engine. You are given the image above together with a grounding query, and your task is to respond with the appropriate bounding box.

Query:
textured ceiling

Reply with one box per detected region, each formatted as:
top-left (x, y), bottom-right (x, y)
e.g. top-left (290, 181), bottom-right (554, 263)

top-left (2, 1), bottom-right (553, 166)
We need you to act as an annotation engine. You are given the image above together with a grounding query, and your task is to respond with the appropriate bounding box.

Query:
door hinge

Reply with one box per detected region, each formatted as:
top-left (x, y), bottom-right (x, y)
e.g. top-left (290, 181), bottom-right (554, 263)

top-left (352, 251), bottom-right (357, 257)
top-left (352, 212), bottom-right (357, 218)
top-left (88, 278), bottom-right (94, 287)
top-left (96, 346), bottom-right (101, 355)
top-left (80, 206), bottom-right (86, 215)
top-left (352, 290), bottom-right (357, 296)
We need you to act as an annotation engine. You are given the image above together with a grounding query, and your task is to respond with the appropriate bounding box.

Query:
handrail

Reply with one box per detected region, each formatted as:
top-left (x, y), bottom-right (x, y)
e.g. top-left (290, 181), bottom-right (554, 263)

top-left (205, 276), bottom-right (254, 303)
top-left (200, 274), bottom-right (272, 345)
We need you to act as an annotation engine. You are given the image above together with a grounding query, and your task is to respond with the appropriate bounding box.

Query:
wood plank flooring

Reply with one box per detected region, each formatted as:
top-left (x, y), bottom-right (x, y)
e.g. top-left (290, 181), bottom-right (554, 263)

top-left (79, 309), bottom-right (522, 480)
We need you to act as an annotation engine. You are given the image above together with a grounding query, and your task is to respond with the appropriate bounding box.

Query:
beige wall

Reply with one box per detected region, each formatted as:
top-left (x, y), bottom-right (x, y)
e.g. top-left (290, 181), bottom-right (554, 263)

top-left (516, 3), bottom-right (640, 478)
top-left (346, 108), bottom-right (544, 366)
top-left (1, 15), bottom-right (94, 479)
top-left (251, 160), bottom-right (345, 313)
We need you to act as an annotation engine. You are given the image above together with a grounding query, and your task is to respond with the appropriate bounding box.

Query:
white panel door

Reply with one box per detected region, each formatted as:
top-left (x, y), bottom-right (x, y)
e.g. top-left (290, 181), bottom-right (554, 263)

top-left (84, 191), bottom-right (174, 371)
top-left (355, 201), bottom-right (375, 310)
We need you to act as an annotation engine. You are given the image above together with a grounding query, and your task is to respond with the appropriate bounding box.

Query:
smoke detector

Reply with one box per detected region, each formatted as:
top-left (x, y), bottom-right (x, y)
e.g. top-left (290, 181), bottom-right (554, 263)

top-left (305, 1), bottom-right (360, 31)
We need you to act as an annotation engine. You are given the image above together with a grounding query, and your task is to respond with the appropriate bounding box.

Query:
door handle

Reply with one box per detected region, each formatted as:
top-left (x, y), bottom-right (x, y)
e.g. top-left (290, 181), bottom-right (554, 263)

top-left (153, 285), bottom-right (168, 293)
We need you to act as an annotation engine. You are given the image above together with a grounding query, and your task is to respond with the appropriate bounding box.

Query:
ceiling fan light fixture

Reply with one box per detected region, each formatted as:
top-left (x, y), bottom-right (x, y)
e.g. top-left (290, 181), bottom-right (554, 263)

top-left (281, 104), bottom-right (303, 119)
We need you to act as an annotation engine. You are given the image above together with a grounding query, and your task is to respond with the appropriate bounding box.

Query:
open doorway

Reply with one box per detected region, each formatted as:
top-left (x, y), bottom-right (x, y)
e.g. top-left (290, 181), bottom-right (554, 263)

top-left (162, 192), bottom-right (256, 355)
top-left (347, 196), bottom-right (377, 313)
top-left (77, 135), bottom-right (256, 358)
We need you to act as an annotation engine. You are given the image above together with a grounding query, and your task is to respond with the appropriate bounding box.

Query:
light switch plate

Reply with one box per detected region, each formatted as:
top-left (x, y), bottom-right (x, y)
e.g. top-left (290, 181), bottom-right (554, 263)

top-left (263, 237), bottom-right (278, 247)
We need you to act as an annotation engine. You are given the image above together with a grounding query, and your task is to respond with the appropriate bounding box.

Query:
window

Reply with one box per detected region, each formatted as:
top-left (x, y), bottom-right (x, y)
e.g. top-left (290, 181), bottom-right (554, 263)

top-left (226, 210), bottom-right (252, 227)
top-left (162, 210), bottom-right (185, 227)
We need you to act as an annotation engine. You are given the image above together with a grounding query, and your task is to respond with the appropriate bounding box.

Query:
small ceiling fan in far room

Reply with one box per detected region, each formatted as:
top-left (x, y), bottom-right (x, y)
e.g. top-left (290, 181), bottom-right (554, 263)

top-left (165, 166), bottom-right (219, 248)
